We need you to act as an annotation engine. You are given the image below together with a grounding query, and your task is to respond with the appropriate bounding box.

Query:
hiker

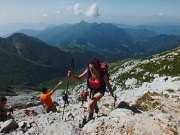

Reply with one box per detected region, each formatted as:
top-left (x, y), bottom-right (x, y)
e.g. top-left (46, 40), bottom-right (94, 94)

top-left (80, 90), bottom-right (87, 105)
top-left (0, 97), bottom-right (12, 122)
top-left (62, 91), bottom-right (69, 104)
top-left (9, 106), bottom-right (14, 114)
top-left (68, 58), bottom-right (116, 121)
top-left (40, 81), bottom-right (62, 113)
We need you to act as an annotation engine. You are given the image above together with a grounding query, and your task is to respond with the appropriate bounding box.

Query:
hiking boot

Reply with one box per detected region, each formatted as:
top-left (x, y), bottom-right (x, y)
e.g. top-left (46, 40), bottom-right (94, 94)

top-left (95, 108), bottom-right (99, 114)
top-left (87, 112), bottom-right (93, 122)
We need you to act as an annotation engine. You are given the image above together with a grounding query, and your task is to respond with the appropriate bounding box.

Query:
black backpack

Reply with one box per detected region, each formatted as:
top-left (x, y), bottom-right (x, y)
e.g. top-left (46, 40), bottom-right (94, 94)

top-left (87, 62), bottom-right (109, 95)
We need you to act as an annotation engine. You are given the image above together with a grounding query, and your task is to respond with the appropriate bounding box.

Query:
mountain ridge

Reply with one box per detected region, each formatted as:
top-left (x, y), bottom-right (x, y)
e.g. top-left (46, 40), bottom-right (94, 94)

top-left (17, 21), bottom-right (180, 57)
top-left (0, 22), bottom-right (180, 87)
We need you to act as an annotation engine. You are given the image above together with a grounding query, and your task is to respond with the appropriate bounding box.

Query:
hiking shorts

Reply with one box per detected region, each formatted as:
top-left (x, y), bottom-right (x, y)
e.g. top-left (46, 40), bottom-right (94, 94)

top-left (92, 91), bottom-right (104, 100)
top-left (46, 105), bottom-right (57, 113)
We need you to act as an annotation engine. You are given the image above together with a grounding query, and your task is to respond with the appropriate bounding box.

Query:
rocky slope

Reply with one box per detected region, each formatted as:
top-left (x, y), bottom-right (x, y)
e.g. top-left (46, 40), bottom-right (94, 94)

top-left (1, 76), bottom-right (179, 135)
top-left (1, 48), bottom-right (180, 135)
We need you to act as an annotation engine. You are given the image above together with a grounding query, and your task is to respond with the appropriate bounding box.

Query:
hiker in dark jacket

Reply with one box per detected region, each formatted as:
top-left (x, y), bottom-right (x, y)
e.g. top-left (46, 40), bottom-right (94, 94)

top-left (0, 97), bottom-right (12, 122)
top-left (68, 58), bottom-right (116, 121)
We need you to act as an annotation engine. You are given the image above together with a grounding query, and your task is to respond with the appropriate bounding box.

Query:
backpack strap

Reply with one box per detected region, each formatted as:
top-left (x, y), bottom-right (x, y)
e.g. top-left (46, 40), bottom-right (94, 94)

top-left (86, 67), bottom-right (92, 98)
top-left (99, 69), bottom-right (106, 91)
top-left (87, 67), bottom-right (106, 99)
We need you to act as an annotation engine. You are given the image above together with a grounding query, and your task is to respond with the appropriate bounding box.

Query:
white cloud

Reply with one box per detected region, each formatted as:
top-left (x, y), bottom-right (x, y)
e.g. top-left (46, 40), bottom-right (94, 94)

top-left (86, 3), bottom-right (99, 17)
top-left (73, 3), bottom-right (99, 17)
top-left (73, 3), bottom-right (85, 15)
top-left (158, 12), bottom-right (164, 17)
top-left (54, 10), bottom-right (61, 14)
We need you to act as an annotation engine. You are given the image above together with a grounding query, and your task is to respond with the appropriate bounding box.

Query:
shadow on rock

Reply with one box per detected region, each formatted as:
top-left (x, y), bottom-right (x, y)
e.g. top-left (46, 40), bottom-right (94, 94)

top-left (117, 101), bottom-right (142, 114)
top-left (54, 101), bottom-right (59, 106)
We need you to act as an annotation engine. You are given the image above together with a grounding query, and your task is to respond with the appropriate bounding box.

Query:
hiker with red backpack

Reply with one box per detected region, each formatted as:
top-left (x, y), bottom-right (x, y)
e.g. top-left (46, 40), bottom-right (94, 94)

top-left (68, 58), bottom-right (116, 122)
top-left (80, 90), bottom-right (87, 105)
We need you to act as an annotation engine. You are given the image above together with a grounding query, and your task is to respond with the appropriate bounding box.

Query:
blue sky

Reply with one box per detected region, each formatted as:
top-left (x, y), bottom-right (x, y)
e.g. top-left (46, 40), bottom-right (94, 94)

top-left (0, 0), bottom-right (180, 25)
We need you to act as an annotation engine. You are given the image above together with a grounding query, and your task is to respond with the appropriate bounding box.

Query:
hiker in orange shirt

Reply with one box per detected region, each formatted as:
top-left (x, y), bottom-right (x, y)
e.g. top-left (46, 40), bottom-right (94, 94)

top-left (40, 81), bottom-right (62, 113)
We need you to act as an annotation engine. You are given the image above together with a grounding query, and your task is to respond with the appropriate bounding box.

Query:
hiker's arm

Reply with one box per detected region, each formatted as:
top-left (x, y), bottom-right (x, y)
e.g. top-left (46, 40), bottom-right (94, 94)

top-left (0, 106), bottom-right (7, 114)
top-left (42, 103), bottom-right (46, 108)
top-left (51, 81), bottom-right (62, 93)
top-left (0, 108), bottom-right (7, 118)
top-left (0, 111), bottom-right (7, 115)
top-left (68, 69), bottom-right (87, 80)
top-left (103, 75), bottom-right (115, 98)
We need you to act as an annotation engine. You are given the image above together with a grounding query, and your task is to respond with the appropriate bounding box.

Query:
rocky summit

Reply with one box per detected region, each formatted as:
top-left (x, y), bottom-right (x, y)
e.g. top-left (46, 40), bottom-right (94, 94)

top-left (0, 75), bottom-right (179, 135)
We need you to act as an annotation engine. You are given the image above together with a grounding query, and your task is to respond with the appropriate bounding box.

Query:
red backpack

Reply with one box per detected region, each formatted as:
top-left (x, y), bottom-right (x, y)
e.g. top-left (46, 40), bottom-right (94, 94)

top-left (100, 62), bottom-right (109, 80)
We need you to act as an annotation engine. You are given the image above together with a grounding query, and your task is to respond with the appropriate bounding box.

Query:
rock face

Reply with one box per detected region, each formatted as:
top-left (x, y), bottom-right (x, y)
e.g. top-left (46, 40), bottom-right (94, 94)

top-left (0, 119), bottom-right (18, 133)
top-left (1, 75), bottom-right (179, 135)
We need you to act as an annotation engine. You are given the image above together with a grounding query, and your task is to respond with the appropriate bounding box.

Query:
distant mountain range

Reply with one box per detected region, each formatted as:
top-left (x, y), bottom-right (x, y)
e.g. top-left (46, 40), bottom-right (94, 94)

top-left (18, 21), bottom-right (180, 57)
top-left (0, 21), bottom-right (180, 87)
top-left (0, 33), bottom-right (103, 86)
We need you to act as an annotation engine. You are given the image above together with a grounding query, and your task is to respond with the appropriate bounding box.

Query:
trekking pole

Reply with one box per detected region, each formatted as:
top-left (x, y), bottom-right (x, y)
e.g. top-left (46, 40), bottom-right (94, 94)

top-left (62, 58), bottom-right (74, 120)
top-left (62, 102), bottom-right (66, 120)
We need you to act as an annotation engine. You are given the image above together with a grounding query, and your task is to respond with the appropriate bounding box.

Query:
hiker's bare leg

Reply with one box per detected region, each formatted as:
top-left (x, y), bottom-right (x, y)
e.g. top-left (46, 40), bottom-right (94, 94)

top-left (89, 94), bottom-right (101, 113)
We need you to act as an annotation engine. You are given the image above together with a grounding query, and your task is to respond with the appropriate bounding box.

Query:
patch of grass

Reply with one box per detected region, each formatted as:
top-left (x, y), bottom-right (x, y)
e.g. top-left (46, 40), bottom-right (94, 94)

top-left (161, 109), bottom-right (167, 113)
top-left (80, 106), bottom-right (87, 110)
top-left (132, 92), bottom-right (156, 111)
top-left (13, 103), bottom-right (26, 109)
top-left (164, 94), bottom-right (169, 98)
top-left (112, 86), bottom-right (116, 92)
top-left (103, 103), bottom-right (110, 108)
top-left (137, 93), bottom-right (154, 103)
top-left (109, 58), bottom-right (132, 74)
top-left (166, 89), bottom-right (175, 93)
top-left (149, 113), bottom-right (153, 117)
top-left (172, 95), bottom-right (179, 98)
top-left (111, 48), bottom-right (180, 90)
top-left (152, 101), bottom-right (160, 108)
top-left (151, 92), bottom-right (161, 96)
